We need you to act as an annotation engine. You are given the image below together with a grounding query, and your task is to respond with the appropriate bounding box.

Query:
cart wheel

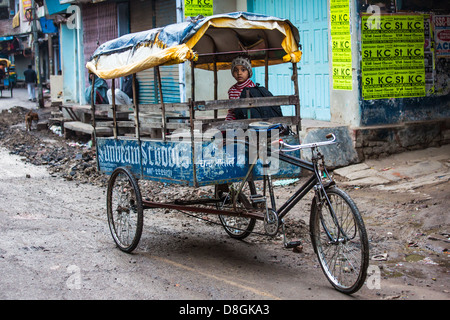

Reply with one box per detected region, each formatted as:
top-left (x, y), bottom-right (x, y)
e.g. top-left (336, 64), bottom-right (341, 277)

top-left (215, 181), bottom-right (257, 240)
top-left (107, 167), bottom-right (143, 253)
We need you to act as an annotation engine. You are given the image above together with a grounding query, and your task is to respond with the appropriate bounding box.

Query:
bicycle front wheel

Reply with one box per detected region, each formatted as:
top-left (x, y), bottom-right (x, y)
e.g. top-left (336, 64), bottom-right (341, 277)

top-left (310, 187), bottom-right (369, 294)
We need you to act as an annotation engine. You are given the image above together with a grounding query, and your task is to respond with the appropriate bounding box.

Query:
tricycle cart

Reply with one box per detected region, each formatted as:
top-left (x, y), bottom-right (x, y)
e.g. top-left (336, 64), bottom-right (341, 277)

top-left (0, 58), bottom-right (14, 98)
top-left (86, 12), bottom-right (369, 294)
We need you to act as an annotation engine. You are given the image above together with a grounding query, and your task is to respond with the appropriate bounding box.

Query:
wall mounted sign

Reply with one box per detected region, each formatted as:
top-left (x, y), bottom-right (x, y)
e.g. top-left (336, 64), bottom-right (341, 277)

top-left (331, 0), bottom-right (352, 90)
top-left (361, 14), bottom-right (425, 100)
top-left (434, 15), bottom-right (450, 57)
top-left (185, 0), bottom-right (213, 18)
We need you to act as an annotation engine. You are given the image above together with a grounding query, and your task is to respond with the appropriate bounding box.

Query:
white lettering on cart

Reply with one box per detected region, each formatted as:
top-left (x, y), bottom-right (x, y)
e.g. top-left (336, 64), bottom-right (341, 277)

top-left (98, 141), bottom-right (191, 170)
top-left (98, 143), bottom-right (140, 165)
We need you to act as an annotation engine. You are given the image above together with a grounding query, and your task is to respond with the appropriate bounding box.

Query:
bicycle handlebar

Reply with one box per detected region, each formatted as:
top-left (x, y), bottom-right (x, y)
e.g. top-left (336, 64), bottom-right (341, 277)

top-left (278, 133), bottom-right (337, 152)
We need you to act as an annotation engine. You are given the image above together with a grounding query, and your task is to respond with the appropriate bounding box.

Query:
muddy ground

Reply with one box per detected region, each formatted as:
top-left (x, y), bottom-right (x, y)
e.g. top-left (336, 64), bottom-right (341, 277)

top-left (0, 106), bottom-right (449, 299)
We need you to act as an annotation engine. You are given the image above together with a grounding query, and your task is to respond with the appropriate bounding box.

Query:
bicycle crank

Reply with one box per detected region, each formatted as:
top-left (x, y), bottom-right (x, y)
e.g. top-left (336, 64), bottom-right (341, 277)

top-left (264, 208), bottom-right (279, 236)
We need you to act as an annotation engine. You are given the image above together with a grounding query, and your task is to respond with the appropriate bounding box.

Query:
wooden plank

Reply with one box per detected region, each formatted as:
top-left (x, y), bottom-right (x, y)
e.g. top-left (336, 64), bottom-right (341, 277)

top-left (64, 121), bottom-right (112, 135)
top-left (63, 104), bottom-right (109, 118)
top-left (96, 121), bottom-right (135, 128)
top-left (91, 97), bottom-right (298, 114)
top-left (194, 95), bottom-right (299, 111)
top-left (128, 113), bottom-right (189, 130)
top-left (62, 104), bottom-right (91, 111)
top-left (140, 102), bottom-right (190, 113)
top-left (107, 110), bottom-right (133, 120)
top-left (140, 122), bottom-right (190, 130)
top-left (93, 102), bottom-right (190, 113)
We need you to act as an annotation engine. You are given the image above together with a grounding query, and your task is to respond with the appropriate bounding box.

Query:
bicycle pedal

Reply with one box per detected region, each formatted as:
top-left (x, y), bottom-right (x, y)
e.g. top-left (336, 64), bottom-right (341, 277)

top-left (284, 240), bottom-right (302, 249)
top-left (250, 194), bottom-right (266, 203)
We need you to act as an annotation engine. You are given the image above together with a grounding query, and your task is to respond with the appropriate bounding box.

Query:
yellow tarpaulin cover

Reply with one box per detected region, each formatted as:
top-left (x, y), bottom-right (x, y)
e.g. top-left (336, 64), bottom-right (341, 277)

top-left (86, 12), bottom-right (302, 79)
top-left (0, 59), bottom-right (11, 68)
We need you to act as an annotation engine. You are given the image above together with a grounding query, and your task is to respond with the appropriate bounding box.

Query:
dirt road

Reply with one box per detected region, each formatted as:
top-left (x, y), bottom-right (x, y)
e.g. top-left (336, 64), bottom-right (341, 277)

top-left (0, 146), bottom-right (359, 300)
top-left (0, 146), bottom-right (448, 300)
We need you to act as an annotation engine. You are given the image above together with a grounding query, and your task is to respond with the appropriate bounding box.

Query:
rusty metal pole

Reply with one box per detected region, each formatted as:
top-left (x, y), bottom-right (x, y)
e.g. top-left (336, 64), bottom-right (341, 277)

top-left (89, 73), bottom-right (100, 171)
top-left (132, 73), bottom-right (143, 178)
top-left (111, 79), bottom-right (118, 139)
top-left (132, 74), bottom-right (140, 140)
top-left (31, 0), bottom-right (44, 108)
top-left (292, 62), bottom-right (301, 135)
top-left (156, 66), bottom-right (167, 141)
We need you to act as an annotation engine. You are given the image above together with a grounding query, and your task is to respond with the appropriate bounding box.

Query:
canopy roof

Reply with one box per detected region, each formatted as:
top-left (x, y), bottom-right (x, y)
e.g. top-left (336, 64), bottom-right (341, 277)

top-left (0, 58), bottom-right (11, 68)
top-left (86, 12), bottom-right (302, 80)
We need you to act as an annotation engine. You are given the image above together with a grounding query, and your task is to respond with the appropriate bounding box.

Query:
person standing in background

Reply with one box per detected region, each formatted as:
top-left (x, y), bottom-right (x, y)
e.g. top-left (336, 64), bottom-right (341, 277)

top-left (24, 65), bottom-right (37, 102)
top-left (107, 75), bottom-right (139, 106)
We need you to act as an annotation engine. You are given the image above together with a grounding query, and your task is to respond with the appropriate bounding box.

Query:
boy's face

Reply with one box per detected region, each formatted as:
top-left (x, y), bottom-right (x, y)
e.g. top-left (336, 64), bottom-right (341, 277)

top-left (232, 65), bottom-right (250, 84)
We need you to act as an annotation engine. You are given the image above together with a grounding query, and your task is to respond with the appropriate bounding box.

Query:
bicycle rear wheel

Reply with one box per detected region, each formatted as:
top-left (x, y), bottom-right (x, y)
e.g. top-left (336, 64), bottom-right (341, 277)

top-left (310, 187), bottom-right (369, 294)
top-left (215, 181), bottom-right (257, 240)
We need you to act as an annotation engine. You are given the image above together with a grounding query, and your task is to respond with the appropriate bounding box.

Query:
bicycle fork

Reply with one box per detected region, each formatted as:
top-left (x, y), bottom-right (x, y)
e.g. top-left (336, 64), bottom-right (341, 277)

top-left (312, 159), bottom-right (350, 245)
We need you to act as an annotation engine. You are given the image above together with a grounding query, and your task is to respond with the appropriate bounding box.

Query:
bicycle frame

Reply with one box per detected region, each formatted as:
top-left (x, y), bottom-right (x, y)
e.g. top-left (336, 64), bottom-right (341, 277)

top-left (227, 132), bottom-right (350, 243)
top-left (274, 147), bottom-right (351, 244)
top-left (274, 151), bottom-right (318, 221)
top-left (231, 132), bottom-right (329, 217)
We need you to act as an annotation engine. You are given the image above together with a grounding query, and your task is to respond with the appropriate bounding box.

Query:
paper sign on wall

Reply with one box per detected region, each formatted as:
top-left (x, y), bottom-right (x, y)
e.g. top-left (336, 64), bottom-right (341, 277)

top-left (185, 0), bottom-right (213, 18)
top-left (361, 15), bottom-right (425, 100)
top-left (434, 15), bottom-right (450, 57)
top-left (330, 0), bottom-right (352, 90)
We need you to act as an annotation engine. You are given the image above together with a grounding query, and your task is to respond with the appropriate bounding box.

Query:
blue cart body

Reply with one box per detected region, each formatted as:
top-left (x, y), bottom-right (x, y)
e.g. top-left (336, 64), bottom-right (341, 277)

top-left (96, 136), bottom-right (301, 186)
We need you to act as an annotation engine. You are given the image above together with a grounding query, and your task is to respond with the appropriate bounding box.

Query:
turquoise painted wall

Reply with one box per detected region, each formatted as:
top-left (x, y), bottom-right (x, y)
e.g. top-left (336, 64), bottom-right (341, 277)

top-left (60, 23), bottom-right (85, 104)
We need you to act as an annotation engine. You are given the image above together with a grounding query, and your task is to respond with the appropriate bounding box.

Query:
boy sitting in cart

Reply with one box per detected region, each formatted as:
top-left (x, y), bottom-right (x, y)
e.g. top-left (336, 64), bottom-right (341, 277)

top-left (225, 54), bottom-right (256, 120)
top-left (226, 54), bottom-right (287, 132)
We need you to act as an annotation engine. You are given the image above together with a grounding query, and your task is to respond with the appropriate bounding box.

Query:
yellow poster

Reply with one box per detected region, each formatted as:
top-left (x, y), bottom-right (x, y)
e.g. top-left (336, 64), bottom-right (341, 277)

top-left (22, 0), bottom-right (32, 22)
top-left (361, 15), bottom-right (425, 99)
top-left (330, 0), bottom-right (352, 90)
top-left (185, 0), bottom-right (213, 18)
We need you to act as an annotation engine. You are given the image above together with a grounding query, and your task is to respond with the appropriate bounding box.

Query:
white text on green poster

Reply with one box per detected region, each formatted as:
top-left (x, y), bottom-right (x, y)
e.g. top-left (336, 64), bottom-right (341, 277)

top-left (185, 0), bottom-right (213, 18)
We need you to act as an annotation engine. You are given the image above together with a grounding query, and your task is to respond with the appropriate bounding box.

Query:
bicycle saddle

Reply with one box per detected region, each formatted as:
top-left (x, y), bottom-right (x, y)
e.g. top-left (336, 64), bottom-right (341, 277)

top-left (248, 122), bottom-right (282, 132)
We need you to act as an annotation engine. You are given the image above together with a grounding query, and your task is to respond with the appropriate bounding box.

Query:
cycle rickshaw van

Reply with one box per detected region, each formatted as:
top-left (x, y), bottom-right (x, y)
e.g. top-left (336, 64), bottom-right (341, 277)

top-left (0, 58), bottom-right (13, 97)
top-left (86, 12), bottom-right (369, 294)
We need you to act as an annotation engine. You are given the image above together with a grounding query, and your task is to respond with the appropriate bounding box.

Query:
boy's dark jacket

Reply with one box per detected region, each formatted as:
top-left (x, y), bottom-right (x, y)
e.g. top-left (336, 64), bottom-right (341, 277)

top-left (234, 84), bottom-right (283, 120)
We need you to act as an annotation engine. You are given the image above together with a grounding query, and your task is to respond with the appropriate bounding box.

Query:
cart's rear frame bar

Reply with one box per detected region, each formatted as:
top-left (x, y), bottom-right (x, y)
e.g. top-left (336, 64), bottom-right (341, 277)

top-left (142, 199), bottom-right (266, 221)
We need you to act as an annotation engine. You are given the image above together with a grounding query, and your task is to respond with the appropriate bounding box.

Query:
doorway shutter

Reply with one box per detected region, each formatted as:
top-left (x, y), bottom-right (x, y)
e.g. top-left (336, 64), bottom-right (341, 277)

top-left (130, 0), bottom-right (179, 104)
top-left (82, 2), bottom-right (118, 88)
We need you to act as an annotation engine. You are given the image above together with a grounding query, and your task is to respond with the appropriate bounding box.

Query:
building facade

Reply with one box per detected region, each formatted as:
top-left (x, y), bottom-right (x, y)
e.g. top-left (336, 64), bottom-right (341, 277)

top-left (0, 0), bottom-right (448, 160)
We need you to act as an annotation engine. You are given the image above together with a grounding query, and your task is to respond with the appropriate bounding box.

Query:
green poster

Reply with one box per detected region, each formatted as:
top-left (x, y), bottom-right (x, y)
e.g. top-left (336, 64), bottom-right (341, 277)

top-left (185, 0), bottom-right (213, 18)
top-left (331, 0), bottom-right (352, 90)
top-left (361, 15), bottom-right (425, 99)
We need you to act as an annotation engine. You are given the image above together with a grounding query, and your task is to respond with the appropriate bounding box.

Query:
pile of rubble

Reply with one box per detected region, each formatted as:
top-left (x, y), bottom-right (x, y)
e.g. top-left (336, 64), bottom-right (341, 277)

top-left (0, 107), bottom-right (108, 187)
